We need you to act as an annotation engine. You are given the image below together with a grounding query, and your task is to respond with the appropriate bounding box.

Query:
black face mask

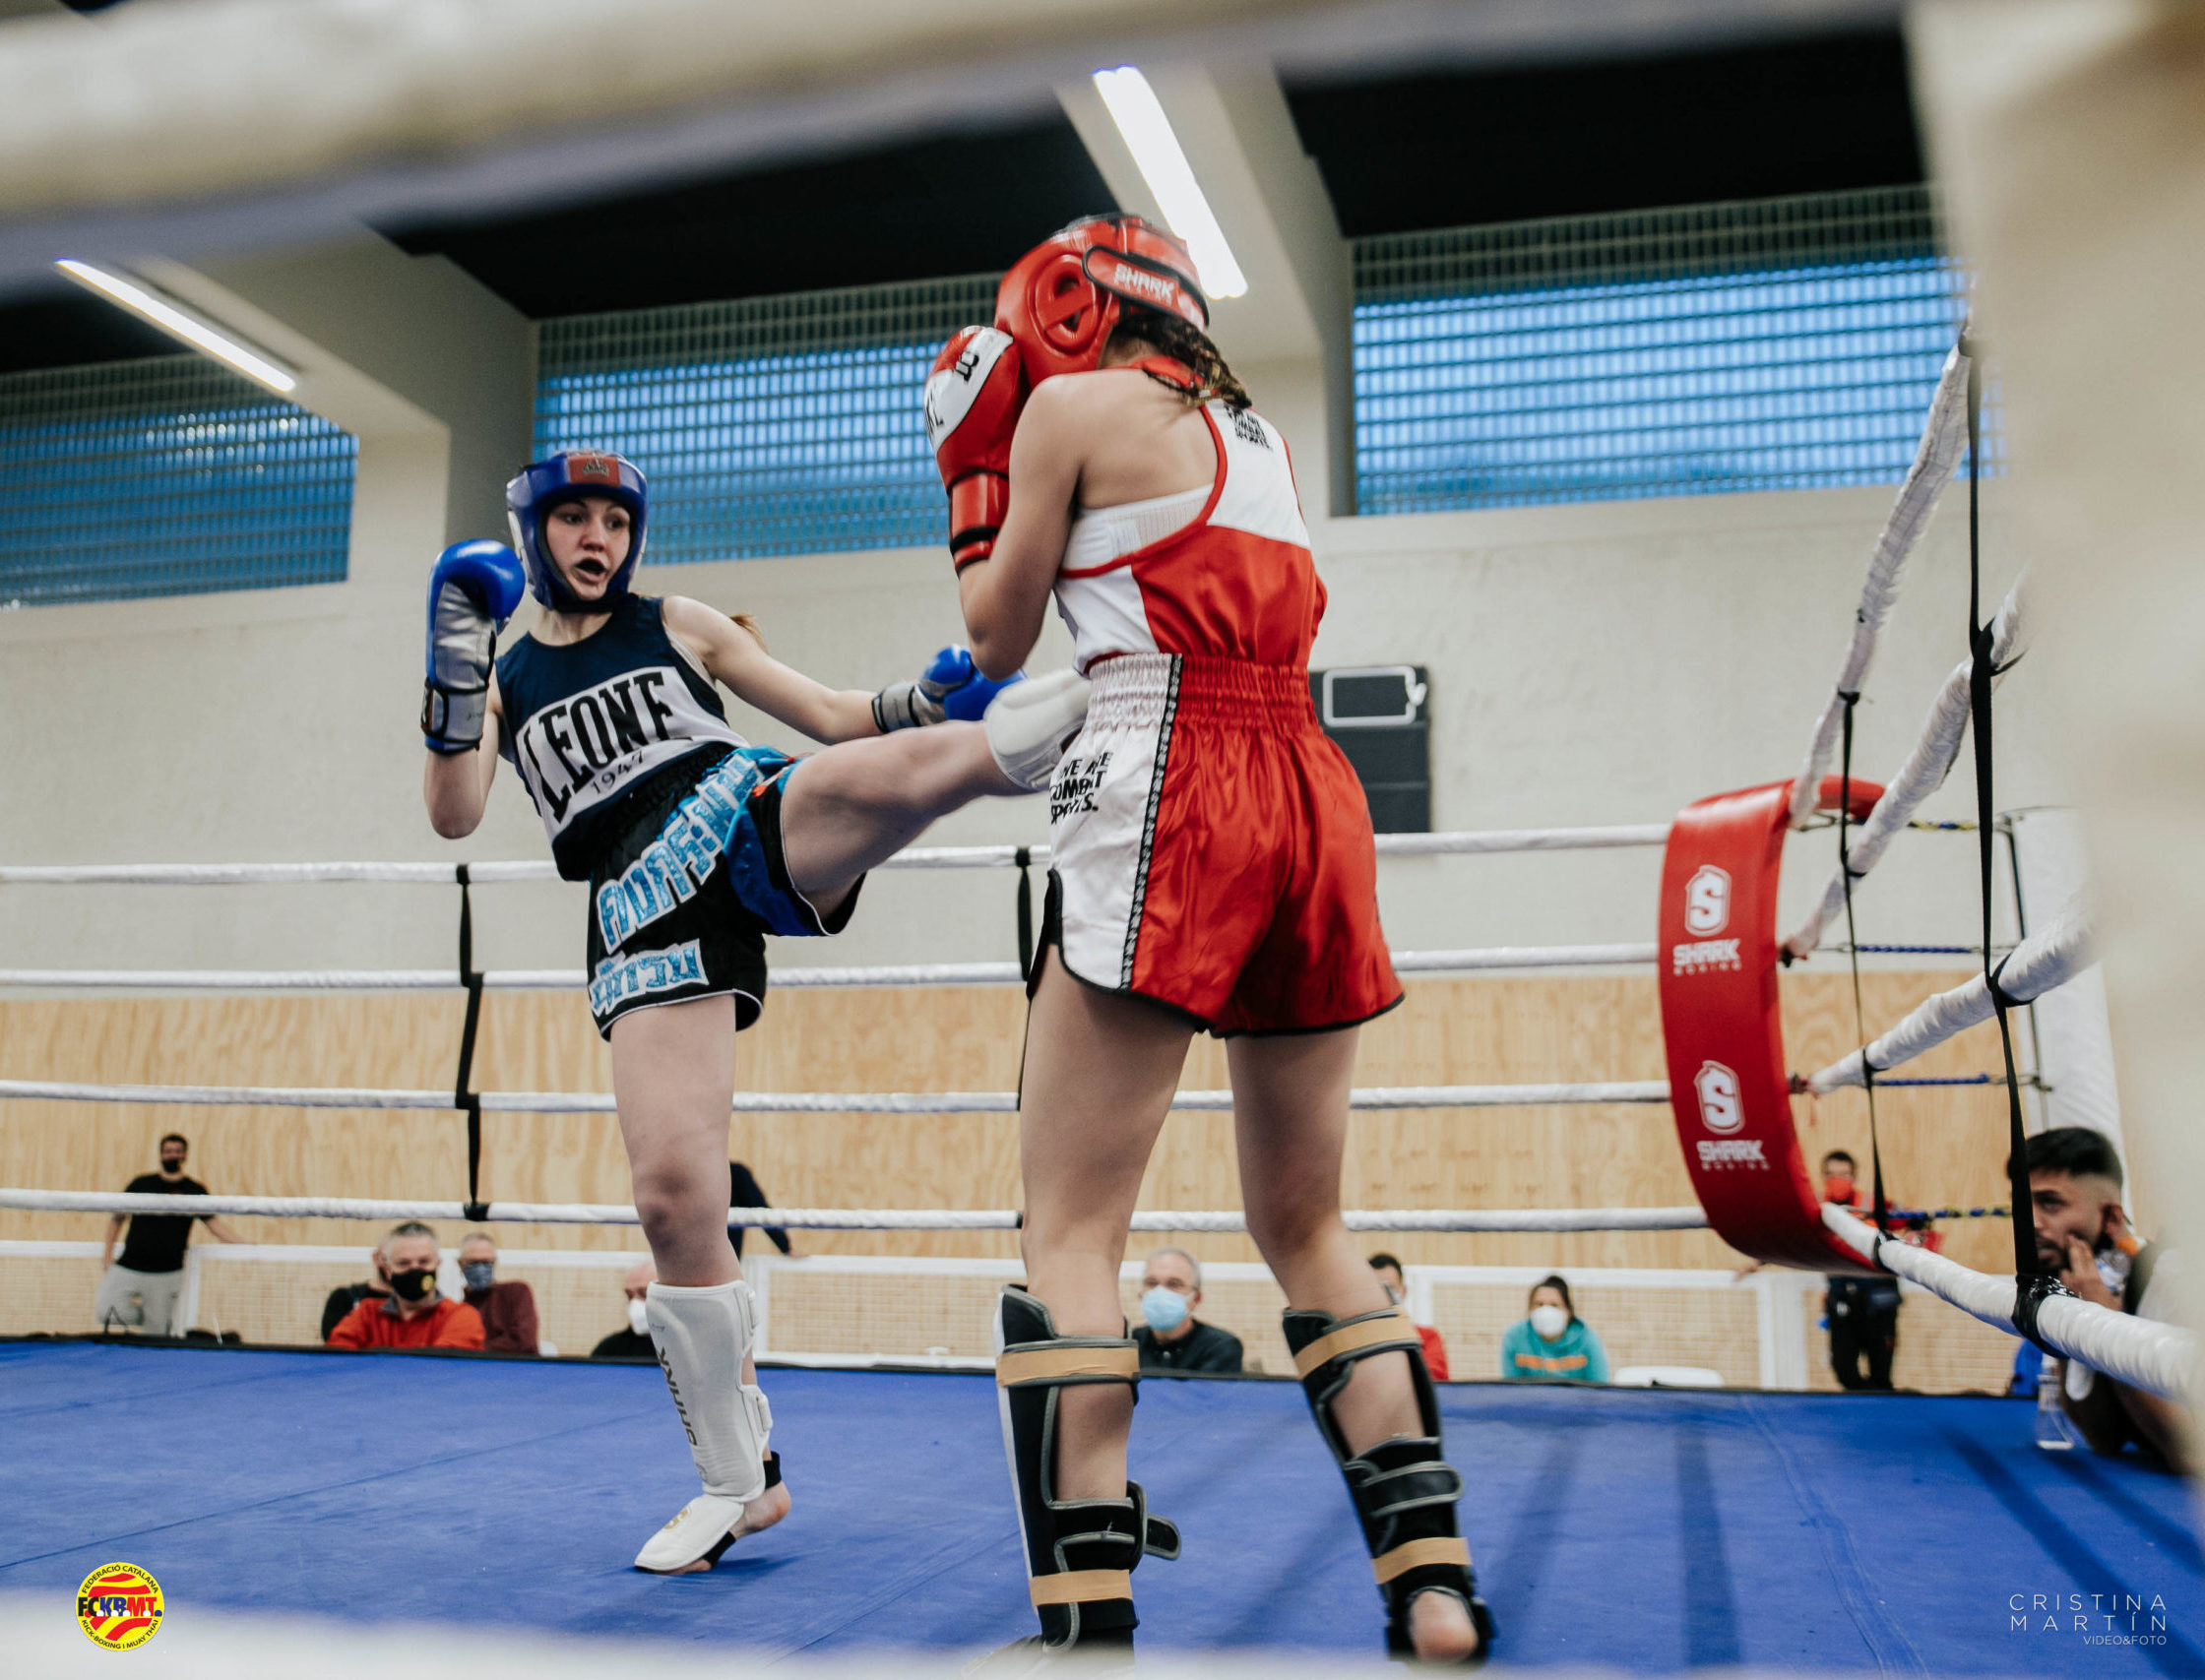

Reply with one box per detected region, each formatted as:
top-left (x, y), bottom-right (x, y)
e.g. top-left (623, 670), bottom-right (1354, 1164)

top-left (159, 1160), bottom-right (185, 1175)
top-left (387, 1268), bottom-right (437, 1303)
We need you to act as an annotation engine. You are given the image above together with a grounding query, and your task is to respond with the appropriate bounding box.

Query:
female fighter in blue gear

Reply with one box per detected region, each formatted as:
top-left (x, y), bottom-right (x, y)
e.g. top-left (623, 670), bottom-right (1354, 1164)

top-left (419, 450), bottom-right (1089, 1575)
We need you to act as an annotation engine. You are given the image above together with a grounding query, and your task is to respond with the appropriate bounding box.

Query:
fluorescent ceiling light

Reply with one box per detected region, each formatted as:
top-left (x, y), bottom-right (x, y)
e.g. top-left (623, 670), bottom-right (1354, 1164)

top-left (55, 260), bottom-right (297, 394)
top-left (1091, 66), bottom-right (1248, 300)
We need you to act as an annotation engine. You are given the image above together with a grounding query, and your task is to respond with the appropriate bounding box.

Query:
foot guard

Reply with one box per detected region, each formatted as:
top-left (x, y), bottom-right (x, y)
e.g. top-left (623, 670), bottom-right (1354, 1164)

top-left (634, 1452), bottom-right (783, 1574)
top-left (1283, 1305), bottom-right (1494, 1665)
top-left (985, 670), bottom-right (1091, 792)
top-left (996, 1285), bottom-right (1178, 1650)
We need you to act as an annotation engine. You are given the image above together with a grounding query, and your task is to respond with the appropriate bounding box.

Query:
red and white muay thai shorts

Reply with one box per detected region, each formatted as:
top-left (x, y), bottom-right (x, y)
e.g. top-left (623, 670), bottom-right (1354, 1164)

top-left (1041, 653), bottom-right (1403, 1034)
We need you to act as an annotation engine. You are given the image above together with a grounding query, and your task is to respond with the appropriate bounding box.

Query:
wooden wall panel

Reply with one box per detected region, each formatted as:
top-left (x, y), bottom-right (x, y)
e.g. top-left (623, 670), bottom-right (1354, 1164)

top-left (0, 969), bottom-right (2026, 1287)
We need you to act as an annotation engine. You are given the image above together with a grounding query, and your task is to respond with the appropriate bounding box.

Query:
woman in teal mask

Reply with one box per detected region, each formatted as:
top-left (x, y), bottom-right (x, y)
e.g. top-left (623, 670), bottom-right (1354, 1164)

top-left (1499, 1276), bottom-right (1608, 1384)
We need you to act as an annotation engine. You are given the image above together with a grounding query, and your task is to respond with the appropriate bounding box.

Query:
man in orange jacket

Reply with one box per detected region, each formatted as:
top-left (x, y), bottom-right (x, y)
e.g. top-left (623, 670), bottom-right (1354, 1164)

top-left (327, 1221), bottom-right (485, 1350)
top-left (1368, 1252), bottom-right (1450, 1380)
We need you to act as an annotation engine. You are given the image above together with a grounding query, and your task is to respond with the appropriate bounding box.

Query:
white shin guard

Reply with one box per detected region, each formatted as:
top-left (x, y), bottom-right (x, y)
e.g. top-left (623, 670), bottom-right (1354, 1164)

top-left (635, 1278), bottom-right (773, 1571)
top-left (984, 669), bottom-right (1092, 792)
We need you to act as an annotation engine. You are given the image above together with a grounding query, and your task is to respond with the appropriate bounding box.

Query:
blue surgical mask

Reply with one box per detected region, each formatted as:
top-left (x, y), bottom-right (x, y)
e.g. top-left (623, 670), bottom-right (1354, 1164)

top-left (461, 1261), bottom-right (494, 1292)
top-left (1141, 1285), bottom-right (1190, 1334)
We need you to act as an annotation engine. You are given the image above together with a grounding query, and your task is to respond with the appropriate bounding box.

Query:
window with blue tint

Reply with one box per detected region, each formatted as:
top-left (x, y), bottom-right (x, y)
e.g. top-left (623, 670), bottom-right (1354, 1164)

top-left (536, 277), bottom-right (997, 563)
top-left (1354, 186), bottom-right (1988, 515)
top-left (0, 356), bottom-right (354, 607)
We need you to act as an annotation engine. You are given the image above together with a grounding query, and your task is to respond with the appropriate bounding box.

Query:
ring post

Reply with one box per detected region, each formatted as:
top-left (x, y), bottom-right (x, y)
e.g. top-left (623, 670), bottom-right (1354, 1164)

top-left (454, 865), bottom-right (488, 1223)
top-left (1659, 777), bottom-right (1881, 1271)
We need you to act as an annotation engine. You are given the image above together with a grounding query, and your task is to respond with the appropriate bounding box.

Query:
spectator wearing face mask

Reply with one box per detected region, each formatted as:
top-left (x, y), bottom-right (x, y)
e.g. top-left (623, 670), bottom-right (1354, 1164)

top-left (1131, 1246), bottom-right (1243, 1373)
top-left (326, 1222), bottom-right (485, 1350)
top-left (1733, 1150), bottom-right (1914, 1389)
top-left (95, 1133), bottom-right (247, 1337)
top-left (1500, 1276), bottom-right (1608, 1384)
top-left (2019, 1127), bottom-right (2188, 1472)
top-left (592, 1257), bottom-right (659, 1359)
top-left (1815, 1150), bottom-right (1907, 1391)
top-left (456, 1231), bottom-right (540, 1355)
top-left (1367, 1251), bottom-right (1450, 1380)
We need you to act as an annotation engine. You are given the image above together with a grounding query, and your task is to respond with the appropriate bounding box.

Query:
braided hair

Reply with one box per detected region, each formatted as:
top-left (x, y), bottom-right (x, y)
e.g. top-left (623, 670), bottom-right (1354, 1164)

top-left (1106, 304), bottom-right (1251, 411)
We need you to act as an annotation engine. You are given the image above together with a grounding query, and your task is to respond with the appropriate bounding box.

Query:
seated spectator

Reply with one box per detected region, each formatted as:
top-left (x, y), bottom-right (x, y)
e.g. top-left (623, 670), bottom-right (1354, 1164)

top-left (592, 1258), bottom-right (659, 1359)
top-left (1368, 1251), bottom-right (1450, 1380)
top-left (320, 1238), bottom-right (392, 1341)
top-left (1500, 1276), bottom-right (1608, 1384)
top-left (1132, 1246), bottom-right (1242, 1373)
top-left (326, 1222), bottom-right (484, 1351)
top-left (457, 1231), bottom-right (540, 1355)
top-left (2020, 1127), bottom-right (2189, 1472)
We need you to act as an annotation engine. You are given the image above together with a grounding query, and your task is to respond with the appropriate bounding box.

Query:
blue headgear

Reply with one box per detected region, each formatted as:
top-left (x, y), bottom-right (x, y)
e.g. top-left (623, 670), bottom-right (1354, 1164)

top-left (504, 451), bottom-right (649, 611)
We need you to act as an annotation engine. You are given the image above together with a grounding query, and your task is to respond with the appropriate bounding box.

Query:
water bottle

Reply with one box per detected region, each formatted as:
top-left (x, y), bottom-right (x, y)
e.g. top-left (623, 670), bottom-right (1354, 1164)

top-left (2035, 1355), bottom-right (2080, 1450)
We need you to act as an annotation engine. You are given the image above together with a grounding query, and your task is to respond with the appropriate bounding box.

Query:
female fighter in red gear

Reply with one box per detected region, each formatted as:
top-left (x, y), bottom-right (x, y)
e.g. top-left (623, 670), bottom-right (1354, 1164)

top-left (934, 218), bottom-right (1490, 1662)
top-left (419, 450), bottom-right (1086, 1578)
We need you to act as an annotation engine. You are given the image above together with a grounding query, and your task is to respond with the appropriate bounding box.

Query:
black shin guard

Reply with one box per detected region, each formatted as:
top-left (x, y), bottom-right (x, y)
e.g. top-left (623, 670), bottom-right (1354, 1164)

top-left (1283, 1305), bottom-right (1493, 1663)
top-left (996, 1285), bottom-right (1179, 1649)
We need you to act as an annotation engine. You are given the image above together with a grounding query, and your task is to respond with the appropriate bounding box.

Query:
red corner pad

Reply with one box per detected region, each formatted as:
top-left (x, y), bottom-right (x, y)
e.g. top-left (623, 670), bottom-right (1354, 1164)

top-left (1658, 776), bottom-right (1883, 1273)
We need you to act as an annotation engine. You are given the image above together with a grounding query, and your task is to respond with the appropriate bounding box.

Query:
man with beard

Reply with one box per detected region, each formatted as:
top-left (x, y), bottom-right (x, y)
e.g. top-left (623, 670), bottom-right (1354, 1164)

top-left (2019, 1128), bottom-right (2187, 1471)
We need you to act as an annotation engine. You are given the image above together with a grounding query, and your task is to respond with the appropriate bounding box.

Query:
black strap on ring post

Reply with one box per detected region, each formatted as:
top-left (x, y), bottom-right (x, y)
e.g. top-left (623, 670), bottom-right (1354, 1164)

top-left (1958, 336), bottom-right (2065, 1349)
top-left (454, 864), bottom-right (489, 1223)
top-left (1014, 845), bottom-right (1035, 982)
top-left (1836, 696), bottom-right (1892, 1244)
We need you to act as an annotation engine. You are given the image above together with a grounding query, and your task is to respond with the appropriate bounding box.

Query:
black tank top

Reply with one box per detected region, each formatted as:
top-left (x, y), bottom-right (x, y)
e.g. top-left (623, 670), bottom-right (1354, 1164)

top-left (496, 594), bottom-right (746, 878)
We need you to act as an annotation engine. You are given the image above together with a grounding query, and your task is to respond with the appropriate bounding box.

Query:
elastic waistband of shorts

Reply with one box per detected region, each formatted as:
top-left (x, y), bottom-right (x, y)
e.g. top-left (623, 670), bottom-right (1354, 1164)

top-left (1087, 653), bottom-right (1317, 731)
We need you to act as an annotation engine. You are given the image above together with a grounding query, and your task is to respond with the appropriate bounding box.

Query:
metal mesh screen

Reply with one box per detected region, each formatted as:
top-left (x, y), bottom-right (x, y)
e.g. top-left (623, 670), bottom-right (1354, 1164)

top-left (0, 355), bottom-right (355, 607)
top-left (0, 1245), bottom-right (2019, 1392)
top-left (1354, 186), bottom-right (1984, 514)
top-left (536, 276), bottom-right (998, 564)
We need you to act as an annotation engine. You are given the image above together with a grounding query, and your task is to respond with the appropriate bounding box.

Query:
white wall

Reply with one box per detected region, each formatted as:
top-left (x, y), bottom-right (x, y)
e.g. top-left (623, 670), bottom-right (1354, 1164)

top-left (0, 445), bottom-right (2053, 984)
top-left (0, 229), bottom-right (2064, 990)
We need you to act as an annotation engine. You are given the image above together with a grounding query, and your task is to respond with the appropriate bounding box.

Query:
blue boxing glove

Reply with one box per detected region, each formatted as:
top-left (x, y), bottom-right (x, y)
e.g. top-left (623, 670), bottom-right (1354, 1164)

top-left (421, 540), bottom-right (527, 754)
top-left (924, 644), bottom-right (1024, 721)
top-left (870, 645), bottom-right (1026, 732)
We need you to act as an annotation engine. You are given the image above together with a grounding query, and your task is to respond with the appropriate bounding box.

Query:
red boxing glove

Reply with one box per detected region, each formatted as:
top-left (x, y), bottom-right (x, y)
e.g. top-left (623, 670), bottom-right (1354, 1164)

top-left (924, 324), bottom-right (1028, 571)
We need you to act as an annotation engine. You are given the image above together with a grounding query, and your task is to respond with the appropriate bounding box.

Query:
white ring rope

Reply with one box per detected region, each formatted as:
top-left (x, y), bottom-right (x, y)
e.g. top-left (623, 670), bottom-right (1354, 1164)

top-left (1788, 341), bottom-right (1977, 831)
top-left (0, 823), bottom-right (1673, 887)
top-left (0, 1188), bottom-right (1707, 1234)
top-left (0, 943), bottom-right (1666, 992)
top-left (0, 1077), bottom-right (1670, 1114)
top-left (1823, 1205), bottom-right (2192, 1402)
top-left (1806, 896), bottom-right (2095, 1092)
top-left (1784, 578), bottom-right (2027, 961)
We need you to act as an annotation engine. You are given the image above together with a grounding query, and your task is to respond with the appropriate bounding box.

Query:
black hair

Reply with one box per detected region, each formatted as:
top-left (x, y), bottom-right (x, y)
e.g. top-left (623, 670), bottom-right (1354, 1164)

top-left (1530, 1274), bottom-right (1574, 1316)
top-left (1367, 1252), bottom-right (1404, 1275)
top-left (2011, 1126), bottom-right (2124, 1190)
top-left (1821, 1150), bottom-right (1857, 1171)
top-left (158, 1133), bottom-right (188, 1151)
top-left (1106, 305), bottom-right (1252, 411)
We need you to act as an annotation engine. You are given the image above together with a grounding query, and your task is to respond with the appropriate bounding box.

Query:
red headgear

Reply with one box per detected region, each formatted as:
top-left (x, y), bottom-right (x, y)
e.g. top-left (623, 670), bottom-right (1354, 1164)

top-left (994, 215), bottom-right (1210, 388)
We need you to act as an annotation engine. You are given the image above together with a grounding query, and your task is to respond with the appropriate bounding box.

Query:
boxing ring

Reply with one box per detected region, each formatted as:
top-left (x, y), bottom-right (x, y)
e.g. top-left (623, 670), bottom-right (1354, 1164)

top-left (4, 336), bottom-right (2200, 1669)
top-left (4, 1338), bottom-right (2202, 1672)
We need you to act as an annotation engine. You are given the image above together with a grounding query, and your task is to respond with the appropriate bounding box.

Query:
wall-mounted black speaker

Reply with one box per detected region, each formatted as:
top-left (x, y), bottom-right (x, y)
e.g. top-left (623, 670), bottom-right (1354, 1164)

top-left (1308, 665), bottom-right (1430, 834)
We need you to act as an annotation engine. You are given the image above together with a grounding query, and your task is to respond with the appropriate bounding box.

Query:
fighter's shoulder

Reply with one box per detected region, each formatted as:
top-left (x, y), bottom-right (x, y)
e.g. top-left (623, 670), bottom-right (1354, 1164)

top-left (1026, 367), bottom-right (1157, 421)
